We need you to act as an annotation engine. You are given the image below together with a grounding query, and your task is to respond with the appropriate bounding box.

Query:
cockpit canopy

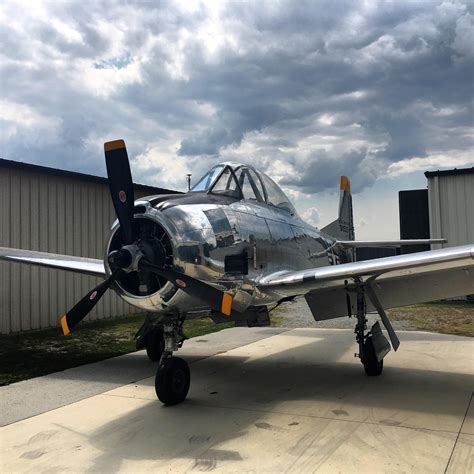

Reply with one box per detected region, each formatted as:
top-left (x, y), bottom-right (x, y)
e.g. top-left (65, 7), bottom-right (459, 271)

top-left (190, 163), bottom-right (296, 214)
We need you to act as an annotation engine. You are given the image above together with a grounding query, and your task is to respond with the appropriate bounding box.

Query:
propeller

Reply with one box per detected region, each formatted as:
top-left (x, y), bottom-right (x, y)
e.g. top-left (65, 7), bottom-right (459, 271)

top-left (138, 259), bottom-right (233, 316)
top-left (60, 271), bottom-right (120, 335)
top-left (59, 139), bottom-right (234, 336)
top-left (104, 140), bottom-right (135, 245)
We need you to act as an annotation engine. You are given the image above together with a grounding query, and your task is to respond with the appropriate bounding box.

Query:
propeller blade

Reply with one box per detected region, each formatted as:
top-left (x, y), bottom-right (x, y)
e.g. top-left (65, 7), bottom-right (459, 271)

top-left (60, 273), bottom-right (117, 335)
top-left (139, 259), bottom-right (234, 316)
top-left (104, 140), bottom-right (135, 244)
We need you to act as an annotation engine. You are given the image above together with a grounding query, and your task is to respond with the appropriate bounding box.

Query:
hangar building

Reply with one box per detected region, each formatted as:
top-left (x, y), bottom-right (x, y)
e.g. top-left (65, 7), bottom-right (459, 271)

top-left (0, 159), bottom-right (178, 334)
top-left (425, 168), bottom-right (474, 248)
top-left (398, 167), bottom-right (474, 251)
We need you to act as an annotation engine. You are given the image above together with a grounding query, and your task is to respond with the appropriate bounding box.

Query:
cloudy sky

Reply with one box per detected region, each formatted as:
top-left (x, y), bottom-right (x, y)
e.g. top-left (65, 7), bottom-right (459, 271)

top-left (1, 0), bottom-right (473, 238)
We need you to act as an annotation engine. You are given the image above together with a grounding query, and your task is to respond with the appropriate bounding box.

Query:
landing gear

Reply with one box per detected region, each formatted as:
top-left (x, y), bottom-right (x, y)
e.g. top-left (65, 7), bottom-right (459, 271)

top-left (353, 281), bottom-right (388, 377)
top-left (362, 336), bottom-right (383, 376)
top-left (145, 328), bottom-right (164, 362)
top-left (155, 320), bottom-right (190, 405)
top-left (155, 357), bottom-right (190, 405)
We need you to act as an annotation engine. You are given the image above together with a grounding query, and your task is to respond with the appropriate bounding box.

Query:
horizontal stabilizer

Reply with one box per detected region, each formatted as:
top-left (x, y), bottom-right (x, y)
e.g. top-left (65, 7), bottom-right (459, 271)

top-left (335, 239), bottom-right (447, 248)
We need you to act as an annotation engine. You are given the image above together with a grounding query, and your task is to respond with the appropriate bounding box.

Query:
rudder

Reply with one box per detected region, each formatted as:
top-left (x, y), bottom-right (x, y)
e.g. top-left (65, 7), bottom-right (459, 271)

top-left (321, 176), bottom-right (355, 241)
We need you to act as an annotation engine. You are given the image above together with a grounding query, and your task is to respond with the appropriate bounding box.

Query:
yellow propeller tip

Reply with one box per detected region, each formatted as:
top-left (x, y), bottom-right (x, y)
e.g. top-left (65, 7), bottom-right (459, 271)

top-left (60, 315), bottom-right (70, 336)
top-left (104, 139), bottom-right (125, 152)
top-left (221, 293), bottom-right (233, 316)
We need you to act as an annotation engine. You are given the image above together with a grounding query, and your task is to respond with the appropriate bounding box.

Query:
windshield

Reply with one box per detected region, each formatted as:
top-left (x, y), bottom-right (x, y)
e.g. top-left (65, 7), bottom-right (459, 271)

top-left (234, 167), bottom-right (264, 201)
top-left (190, 165), bottom-right (224, 192)
top-left (259, 172), bottom-right (296, 213)
top-left (210, 167), bottom-right (241, 198)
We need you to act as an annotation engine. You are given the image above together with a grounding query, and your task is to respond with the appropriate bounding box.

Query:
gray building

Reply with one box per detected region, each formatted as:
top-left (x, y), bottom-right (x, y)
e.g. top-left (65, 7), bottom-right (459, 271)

top-left (398, 167), bottom-right (474, 250)
top-left (425, 168), bottom-right (474, 249)
top-left (0, 159), bottom-right (178, 334)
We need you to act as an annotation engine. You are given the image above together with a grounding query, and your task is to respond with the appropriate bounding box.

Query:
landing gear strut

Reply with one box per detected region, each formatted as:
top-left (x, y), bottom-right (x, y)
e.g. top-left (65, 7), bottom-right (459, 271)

top-left (354, 282), bottom-right (384, 376)
top-left (155, 320), bottom-right (190, 405)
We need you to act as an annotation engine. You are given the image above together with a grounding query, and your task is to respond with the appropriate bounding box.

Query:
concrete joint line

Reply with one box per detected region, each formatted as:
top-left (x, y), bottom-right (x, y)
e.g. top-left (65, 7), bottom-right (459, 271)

top-left (444, 391), bottom-right (473, 473)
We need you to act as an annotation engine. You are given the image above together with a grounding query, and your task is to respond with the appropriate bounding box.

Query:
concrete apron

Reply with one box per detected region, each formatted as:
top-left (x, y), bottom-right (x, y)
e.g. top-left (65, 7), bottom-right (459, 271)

top-left (1, 328), bottom-right (473, 473)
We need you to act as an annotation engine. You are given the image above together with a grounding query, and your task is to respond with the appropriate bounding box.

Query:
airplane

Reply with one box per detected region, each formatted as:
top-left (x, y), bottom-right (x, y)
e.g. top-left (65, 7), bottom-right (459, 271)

top-left (1, 139), bottom-right (473, 405)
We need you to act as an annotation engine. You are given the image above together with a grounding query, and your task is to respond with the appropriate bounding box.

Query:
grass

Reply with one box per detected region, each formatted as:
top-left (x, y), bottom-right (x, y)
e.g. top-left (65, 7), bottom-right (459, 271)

top-left (387, 301), bottom-right (474, 337)
top-left (1, 302), bottom-right (471, 386)
top-left (0, 315), bottom-right (233, 386)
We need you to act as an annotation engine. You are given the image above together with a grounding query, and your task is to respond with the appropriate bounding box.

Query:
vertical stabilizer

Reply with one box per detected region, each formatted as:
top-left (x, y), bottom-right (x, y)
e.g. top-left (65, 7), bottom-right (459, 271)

top-left (321, 176), bottom-right (355, 241)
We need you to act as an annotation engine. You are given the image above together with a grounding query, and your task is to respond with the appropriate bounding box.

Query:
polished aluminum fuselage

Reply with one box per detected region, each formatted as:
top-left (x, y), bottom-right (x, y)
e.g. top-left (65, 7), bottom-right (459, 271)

top-left (105, 193), bottom-right (346, 315)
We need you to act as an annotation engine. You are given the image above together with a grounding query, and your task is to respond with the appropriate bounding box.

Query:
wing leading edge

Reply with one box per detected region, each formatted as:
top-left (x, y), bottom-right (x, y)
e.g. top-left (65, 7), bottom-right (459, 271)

top-left (0, 247), bottom-right (106, 277)
top-left (258, 245), bottom-right (474, 318)
top-left (335, 239), bottom-right (447, 248)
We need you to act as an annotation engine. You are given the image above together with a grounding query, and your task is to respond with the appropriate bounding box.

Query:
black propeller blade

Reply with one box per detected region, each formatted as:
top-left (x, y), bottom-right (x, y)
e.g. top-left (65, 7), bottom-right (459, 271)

top-left (139, 259), bottom-right (234, 316)
top-left (104, 140), bottom-right (136, 244)
top-left (60, 272), bottom-right (119, 335)
top-left (60, 139), bottom-right (137, 335)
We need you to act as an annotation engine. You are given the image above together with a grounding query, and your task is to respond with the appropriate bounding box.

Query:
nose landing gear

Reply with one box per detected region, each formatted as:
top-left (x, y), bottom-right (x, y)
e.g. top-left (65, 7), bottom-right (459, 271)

top-left (145, 328), bottom-right (165, 362)
top-left (155, 320), bottom-right (191, 405)
top-left (156, 356), bottom-right (191, 405)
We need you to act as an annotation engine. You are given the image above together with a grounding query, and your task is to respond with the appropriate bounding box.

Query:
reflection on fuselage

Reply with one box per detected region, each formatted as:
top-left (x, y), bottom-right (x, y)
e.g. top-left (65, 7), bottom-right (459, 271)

top-left (105, 161), bottom-right (344, 315)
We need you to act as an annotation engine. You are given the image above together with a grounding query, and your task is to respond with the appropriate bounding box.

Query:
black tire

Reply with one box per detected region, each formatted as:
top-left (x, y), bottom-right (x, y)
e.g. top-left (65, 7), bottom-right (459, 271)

top-left (155, 357), bottom-right (190, 405)
top-left (145, 329), bottom-right (164, 362)
top-left (363, 337), bottom-right (383, 376)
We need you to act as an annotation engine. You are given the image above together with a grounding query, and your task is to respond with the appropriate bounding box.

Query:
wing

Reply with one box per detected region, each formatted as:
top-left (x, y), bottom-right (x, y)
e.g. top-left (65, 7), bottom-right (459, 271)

top-left (258, 245), bottom-right (474, 319)
top-left (0, 247), bottom-right (105, 277)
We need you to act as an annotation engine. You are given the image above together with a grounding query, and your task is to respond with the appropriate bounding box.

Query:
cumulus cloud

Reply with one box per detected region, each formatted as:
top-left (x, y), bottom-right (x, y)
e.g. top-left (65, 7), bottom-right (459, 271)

top-left (302, 207), bottom-right (321, 227)
top-left (0, 0), bottom-right (473, 197)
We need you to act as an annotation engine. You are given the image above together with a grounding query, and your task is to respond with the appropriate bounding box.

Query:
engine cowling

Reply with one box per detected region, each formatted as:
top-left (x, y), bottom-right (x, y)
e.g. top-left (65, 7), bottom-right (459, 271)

top-left (104, 208), bottom-right (182, 312)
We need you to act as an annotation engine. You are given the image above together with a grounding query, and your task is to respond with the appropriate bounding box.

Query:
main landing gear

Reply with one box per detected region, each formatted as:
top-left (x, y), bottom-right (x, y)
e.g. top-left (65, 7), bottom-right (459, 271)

top-left (353, 281), bottom-right (393, 376)
top-left (154, 320), bottom-right (190, 405)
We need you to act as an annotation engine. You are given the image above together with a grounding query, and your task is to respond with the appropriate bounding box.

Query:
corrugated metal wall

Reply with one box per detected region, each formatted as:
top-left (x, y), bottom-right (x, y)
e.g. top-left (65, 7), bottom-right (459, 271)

top-left (427, 173), bottom-right (474, 248)
top-left (0, 165), bottom-right (162, 334)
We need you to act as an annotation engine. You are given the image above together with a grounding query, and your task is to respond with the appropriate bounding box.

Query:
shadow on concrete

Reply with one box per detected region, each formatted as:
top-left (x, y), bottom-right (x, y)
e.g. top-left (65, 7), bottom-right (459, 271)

top-left (73, 330), bottom-right (473, 472)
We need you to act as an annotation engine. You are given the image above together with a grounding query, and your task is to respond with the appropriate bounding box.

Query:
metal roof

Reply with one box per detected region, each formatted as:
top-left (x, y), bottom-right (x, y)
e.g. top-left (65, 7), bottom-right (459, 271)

top-left (424, 167), bottom-right (474, 178)
top-left (0, 158), bottom-right (181, 194)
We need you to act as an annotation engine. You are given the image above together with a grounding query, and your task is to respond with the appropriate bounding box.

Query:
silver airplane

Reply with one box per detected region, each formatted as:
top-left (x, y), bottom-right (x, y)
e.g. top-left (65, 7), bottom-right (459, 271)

top-left (1, 139), bottom-right (473, 405)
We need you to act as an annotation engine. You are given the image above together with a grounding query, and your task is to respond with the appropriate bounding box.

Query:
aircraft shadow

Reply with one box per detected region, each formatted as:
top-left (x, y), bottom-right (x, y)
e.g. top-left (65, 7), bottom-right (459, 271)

top-left (64, 330), bottom-right (473, 472)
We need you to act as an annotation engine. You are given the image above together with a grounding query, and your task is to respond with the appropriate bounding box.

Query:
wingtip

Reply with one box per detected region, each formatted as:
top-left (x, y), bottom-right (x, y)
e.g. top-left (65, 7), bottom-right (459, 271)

top-left (340, 176), bottom-right (351, 193)
top-left (104, 139), bottom-right (126, 152)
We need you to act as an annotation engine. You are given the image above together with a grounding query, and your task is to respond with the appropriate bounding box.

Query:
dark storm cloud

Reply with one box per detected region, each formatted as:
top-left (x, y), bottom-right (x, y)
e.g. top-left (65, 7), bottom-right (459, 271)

top-left (1, 0), bottom-right (473, 192)
top-left (281, 148), bottom-right (382, 193)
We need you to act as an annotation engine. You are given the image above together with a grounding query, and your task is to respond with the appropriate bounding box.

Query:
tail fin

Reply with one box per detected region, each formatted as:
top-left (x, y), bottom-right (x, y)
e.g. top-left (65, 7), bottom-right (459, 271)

top-left (321, 176), bottom-right (355, 241)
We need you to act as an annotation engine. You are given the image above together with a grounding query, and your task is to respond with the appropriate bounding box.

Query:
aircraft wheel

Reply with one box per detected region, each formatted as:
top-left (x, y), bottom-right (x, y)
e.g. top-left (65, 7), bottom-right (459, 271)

top-left (155, 357), bottom-right (190, 405)
top-left (362, 337), bottom-right (383, 376)
top-left (145, 329), bottom-right (164, 362)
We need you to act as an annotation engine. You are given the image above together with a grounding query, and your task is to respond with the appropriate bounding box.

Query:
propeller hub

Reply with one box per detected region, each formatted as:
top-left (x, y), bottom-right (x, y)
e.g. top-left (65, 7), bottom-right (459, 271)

top-left (106, 215), bottom-right (174, 298)
top-left (108, 249), bottom-right (133, 270)
top-left (107, 244), bottom-right (143, 273)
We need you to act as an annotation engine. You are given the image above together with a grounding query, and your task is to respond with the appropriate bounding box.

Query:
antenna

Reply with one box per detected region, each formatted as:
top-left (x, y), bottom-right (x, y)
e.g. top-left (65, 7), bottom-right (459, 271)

top-left (187, 173), bottom-right (192, 191)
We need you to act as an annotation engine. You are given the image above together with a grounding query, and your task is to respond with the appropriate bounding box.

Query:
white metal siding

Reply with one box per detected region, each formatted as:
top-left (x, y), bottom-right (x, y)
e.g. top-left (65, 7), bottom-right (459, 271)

top-left (427, 173), bottom-right (474, 248)
top-left (0, 166), bottom-right (157, 334)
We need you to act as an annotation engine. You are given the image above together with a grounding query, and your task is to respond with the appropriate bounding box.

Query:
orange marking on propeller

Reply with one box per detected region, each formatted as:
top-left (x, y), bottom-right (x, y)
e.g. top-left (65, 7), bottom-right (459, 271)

top-left (104, 140), bottom-right (125, 152)
top-left (221, 293), bottom-right (233, 316)
top-left (60, 315), bottom-right (70, 336)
